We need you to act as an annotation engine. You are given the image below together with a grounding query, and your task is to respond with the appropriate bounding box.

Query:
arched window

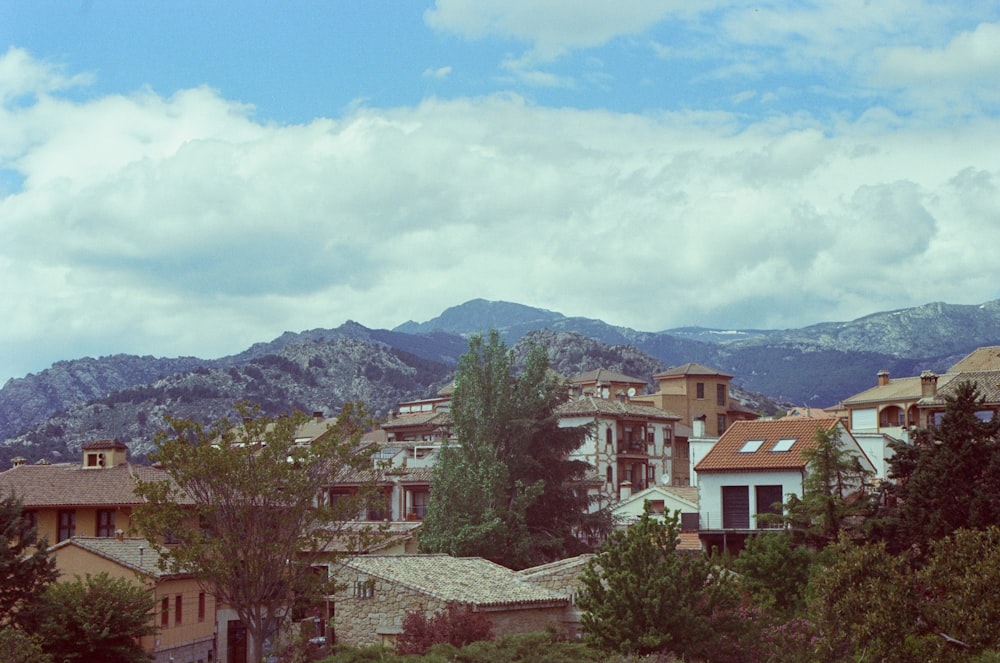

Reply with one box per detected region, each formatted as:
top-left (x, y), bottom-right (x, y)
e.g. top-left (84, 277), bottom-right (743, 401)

top-left (605, 426), bottom-right (613, 448)
top-left (606, 466), bottom-right (613, 484)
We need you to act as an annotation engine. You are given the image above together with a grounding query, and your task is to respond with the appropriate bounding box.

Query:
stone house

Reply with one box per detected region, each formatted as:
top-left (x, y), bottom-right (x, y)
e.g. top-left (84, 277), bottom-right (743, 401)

top-left (333, 555), bottom-right (570, 647)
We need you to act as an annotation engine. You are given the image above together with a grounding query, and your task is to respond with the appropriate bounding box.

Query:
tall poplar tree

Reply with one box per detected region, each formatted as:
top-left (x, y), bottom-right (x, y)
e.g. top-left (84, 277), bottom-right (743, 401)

top-left (420, 330), bottom-right (604, 568)
top-left (0, 491), bottom-right (57, 625)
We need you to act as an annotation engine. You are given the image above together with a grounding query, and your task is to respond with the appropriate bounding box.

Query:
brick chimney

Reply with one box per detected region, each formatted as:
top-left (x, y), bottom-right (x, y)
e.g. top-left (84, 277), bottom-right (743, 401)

top-left (920, 371), bottom-right (939, 398)
top-left (877, 370), bottom-right (890, 386)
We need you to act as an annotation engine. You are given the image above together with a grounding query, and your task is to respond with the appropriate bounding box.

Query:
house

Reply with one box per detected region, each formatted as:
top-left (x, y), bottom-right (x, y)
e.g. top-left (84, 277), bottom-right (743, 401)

top-left (0, 439), bottom-right (192, 545)
top-left (555, 388), bottom-right (680, 507)
top-left (837, 346), bottom-right (1000, 438)
top-left (333, 554), bottom-right (571, 647)
top-left (609, 484), bottom-right (701, 551)
top-left (693, 418), bottom-right (875, 554)
top-left (50, 535), bottom-right (215, 663)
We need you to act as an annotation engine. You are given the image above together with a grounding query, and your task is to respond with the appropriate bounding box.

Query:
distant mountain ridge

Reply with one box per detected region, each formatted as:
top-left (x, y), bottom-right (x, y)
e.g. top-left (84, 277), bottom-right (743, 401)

top-left (4, 298), bottom-right (1000, 466)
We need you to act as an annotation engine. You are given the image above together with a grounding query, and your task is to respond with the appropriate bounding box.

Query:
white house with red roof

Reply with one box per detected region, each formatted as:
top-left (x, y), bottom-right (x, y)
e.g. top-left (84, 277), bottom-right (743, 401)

top-left (693, 418), bottom-right (875, 554)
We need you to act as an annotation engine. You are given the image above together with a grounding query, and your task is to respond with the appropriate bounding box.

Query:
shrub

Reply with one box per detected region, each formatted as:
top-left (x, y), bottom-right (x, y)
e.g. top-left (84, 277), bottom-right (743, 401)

top-left (396, 602), bottom-right (494, 655)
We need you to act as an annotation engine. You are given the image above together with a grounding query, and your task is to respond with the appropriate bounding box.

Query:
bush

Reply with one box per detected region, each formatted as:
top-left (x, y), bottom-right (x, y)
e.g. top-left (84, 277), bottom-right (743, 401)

top-left (395, 603), bottom-right (494, 655)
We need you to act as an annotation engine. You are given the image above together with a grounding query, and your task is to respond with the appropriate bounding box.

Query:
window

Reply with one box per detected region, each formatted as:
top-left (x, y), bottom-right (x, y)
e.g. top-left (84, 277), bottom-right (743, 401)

top-left (198, 592), bottom-right (206, 622)
top-left (696, 382), bottom-right (705, 399)
top-left (606, 466), bottom-right (613, 484)
top-left (755, 485), bottom-right (784, 528)
top-left (722, 486), bottom-right (750, 528)
top-left (717, 383), bottom-right (726, 406)
top-left (771, 438), bottom-right (796, 452)
top-left (161, 597), bottom-right (170, 627)
top-left (20, 510), bottom-right (38, 544)
top-left (717, 414), bottom-right (727, 435)
top-left (86, 453), bottom-right (100, 467)
top-left (738, 439), bottom-right (764, 453)
top-left (604, 427), bottom-right (613, 448)
top-left (96, 509), bottom-right (116, 537)
top-left (353, 579), bottom-right (375, 598)
top-left (175, 595), bottom-right (182, 624)
top-left (57, 509), bottom-right (76, 542)
top-left (410, 491), bottom-right (430, 520)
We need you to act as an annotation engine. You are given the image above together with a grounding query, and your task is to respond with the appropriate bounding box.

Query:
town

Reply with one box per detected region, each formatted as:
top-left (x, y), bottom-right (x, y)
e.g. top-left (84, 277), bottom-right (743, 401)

top-left (3, 340), bottom-right (1000, 663)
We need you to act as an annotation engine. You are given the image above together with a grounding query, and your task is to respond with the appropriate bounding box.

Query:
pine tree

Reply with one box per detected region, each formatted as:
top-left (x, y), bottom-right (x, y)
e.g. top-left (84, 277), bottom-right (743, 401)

top-left (0, 491), bottom-right (58, 625)
top-left (881, 380), bottom-right (1000, 554)
top-left (577, 504), bottom-right (738, 657)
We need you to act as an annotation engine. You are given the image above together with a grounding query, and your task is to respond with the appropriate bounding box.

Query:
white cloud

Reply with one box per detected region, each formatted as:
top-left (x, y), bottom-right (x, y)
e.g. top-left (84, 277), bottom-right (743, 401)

top-left (422, 65), bottom-right (453, 80)
top-left (2, 48), bottom-right (1000, 381)
top-left (425, 0), bottom-right (686, 60)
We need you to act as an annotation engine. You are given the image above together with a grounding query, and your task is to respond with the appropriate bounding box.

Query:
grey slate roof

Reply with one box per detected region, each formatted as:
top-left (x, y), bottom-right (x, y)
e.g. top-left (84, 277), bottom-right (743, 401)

top-left (51, 536), bottom-right (178, 578)
top-left (556, 395), bottom-right (680, 420)
top-left (342, 554), bottom-right (568, 608)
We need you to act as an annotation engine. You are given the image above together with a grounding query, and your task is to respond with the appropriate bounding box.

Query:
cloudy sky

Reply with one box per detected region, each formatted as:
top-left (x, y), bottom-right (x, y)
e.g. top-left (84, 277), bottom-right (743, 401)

top-left (2, 1), bottom-right (999, 384)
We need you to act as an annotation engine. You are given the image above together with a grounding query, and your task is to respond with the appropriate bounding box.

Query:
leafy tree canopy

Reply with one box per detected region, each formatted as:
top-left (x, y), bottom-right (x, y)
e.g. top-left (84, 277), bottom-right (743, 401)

top-left (19, 572), bottom-right (157, 663)
top-left (134, 402), bottom-right (385, 663)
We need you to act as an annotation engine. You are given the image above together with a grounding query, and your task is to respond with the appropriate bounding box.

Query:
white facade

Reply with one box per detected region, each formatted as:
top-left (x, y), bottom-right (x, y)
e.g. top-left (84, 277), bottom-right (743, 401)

top-left (697, 469), bottom-right (803, 531)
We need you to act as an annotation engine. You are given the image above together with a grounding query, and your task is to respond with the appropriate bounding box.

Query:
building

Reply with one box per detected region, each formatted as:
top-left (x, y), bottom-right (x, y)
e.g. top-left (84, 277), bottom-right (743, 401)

top-left (837, 346), bottom-right (1000, 438)
top-left (333, 554), bottom-right (571, 647)
top-left (0, 439), bottom-right (192, 545)
top-left (693, 418), bottom-right (875, 554)
top-left (50, 536), bottom-right (215, 663)
top-left (556, 389), bottom-right (680, 506)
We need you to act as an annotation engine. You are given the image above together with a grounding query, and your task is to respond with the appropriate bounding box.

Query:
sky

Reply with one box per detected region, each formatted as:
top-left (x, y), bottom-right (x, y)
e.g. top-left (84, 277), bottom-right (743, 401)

top-left (2, 1), bottom-right (999, 384)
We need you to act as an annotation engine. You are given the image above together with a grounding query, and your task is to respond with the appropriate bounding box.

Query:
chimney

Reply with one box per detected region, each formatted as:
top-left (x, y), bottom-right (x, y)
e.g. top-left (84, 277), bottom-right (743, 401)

top-left (115, 529), bottom-right (124, 541)
top-left (11, 456), bottom-right (26, 468)
top-left (620, 480), bottom-right (632, 501)
top-left (312, 411), bottom-right (324, 422)
top-left (693, 415), bottom-right (706, 438)
top-left (920, 371), bottom-right (939, 398)
top-left (877, 370), bottom-right (890, 386)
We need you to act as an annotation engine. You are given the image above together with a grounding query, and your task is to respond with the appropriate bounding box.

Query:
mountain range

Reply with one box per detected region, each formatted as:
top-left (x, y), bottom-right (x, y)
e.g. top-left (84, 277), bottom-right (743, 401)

top-left (3, 298), bottom-right (1000, 466)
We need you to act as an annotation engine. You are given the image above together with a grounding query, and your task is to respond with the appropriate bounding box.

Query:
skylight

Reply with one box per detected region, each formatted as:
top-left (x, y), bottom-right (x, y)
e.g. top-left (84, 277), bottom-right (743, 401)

top-left (738, 439), bottom-right (764, 453)
top-left (772, 438), bottom-right (797, 452)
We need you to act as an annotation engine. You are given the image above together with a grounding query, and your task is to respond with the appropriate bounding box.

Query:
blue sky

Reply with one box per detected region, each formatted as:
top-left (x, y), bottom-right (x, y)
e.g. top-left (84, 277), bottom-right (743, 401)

top-left (1, 1), bottom-right (1000, 384)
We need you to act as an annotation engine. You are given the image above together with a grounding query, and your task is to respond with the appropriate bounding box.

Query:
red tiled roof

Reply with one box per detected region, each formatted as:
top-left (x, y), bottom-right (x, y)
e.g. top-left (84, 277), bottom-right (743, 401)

top-left (694, 418), bottom-right (842, 472)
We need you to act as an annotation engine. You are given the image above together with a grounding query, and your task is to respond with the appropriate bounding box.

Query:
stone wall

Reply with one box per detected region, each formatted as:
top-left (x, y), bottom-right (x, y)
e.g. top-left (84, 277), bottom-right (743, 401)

top-left (334, 570), bottom-right (571, 648)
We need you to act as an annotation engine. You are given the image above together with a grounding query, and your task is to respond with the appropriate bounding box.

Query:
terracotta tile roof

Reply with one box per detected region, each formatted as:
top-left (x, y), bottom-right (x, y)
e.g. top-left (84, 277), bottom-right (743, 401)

top-left (781, 407), bottom-right (831, 419)
top-left (343, 554), bottom-right (568, 608)
top-left (948, 346), bottom-right (1000, 372)
top-left (694, 418), bottom-right (843, 472)
top-left (654, 363), bottom-right (732, 379)
top-left (568, 368), bottom-right (647, 386)
top-left (0, 462), bottom-right (192, 508)
top-left (51, 536), bottom-right (181, 578)
top-left (556, 395), bottom-right (680, 421)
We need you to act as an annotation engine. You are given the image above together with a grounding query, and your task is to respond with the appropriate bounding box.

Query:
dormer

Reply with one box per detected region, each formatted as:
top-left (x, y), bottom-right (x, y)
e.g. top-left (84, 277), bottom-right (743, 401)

top-left (81, 439), bottom-right (129, 469)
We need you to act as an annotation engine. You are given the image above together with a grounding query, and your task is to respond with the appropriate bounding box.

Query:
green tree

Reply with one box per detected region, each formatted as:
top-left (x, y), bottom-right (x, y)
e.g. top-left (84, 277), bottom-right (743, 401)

top-left (134, 402), bottom-right (385, 663)
top-left (420, 331), bottom-right (603, 568)
top-left (20, 572), bottom-right (157, 663)
top-left (777, 426), bottom-right (874, 548)
top-left (0, 628), bottom-right (52, 663)
top-left (732, 532), bottom-right (815, 618)
top-left (0, 491), bottom-right (58, 625)
top-left (577, 504), bottom-right (739, 657)
top-left (880, 381), bottom-right (1000, 554)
